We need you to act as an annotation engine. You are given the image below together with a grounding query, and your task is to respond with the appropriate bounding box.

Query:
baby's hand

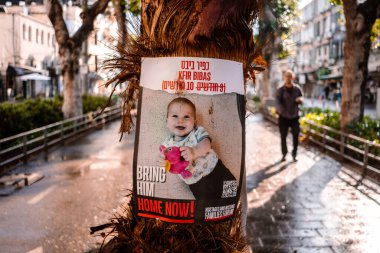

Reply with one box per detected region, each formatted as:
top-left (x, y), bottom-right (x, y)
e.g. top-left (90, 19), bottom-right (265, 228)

top-left (180, 146), bottom-right (195, 162)
top-left (156, 153), bottom-right (166, 167)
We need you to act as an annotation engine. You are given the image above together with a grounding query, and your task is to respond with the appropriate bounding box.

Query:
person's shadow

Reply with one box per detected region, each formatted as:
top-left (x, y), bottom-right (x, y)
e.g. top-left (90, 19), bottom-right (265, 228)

top-left (246, 160), bottom-right (293, 192)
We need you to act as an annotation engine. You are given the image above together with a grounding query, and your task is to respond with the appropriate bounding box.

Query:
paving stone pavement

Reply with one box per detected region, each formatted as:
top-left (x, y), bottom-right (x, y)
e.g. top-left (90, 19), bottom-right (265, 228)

top-left (245, 113), bottom-right (380, 253)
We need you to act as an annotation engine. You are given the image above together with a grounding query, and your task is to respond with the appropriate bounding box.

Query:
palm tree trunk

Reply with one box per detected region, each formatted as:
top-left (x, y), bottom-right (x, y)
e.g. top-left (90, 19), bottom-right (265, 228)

top-left (98, 1), bottom-right (264, 252)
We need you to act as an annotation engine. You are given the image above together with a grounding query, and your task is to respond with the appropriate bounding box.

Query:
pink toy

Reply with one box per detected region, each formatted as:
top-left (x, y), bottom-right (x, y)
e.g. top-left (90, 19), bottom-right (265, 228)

top-left (159, 145), bottom-right (192, 179)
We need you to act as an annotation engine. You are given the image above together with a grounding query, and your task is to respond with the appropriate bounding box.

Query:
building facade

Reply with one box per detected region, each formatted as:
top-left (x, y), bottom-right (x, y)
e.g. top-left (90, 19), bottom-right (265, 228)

top-left (0, 4), bottom-right (59, 101)
top-left (289, 0), bottom-right (380, 102)
top-left (0, 1), bottom-right (124, 102)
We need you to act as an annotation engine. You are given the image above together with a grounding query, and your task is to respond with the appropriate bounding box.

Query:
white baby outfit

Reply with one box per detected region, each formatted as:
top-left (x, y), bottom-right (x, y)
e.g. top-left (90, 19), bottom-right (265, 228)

top-left (162, 126), bottom-right (218, 185)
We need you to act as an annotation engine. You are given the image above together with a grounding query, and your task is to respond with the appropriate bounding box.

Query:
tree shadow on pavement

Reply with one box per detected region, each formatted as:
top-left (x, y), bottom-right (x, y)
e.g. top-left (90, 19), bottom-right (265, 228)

top-left (246, 161), bottom-right (293, 192)
top-left (246, 158), bottom-right (345, 253)
top-left (339, 169), bottom-right (380, 206)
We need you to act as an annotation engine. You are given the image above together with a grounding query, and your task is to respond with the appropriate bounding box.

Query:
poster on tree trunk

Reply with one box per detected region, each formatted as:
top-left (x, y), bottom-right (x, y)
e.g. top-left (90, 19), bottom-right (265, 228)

top-left (133, 57), bottom-right (245, 223)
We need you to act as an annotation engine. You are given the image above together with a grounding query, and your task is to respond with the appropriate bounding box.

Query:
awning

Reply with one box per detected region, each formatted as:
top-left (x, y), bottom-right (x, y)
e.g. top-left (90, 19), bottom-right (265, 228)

top-left (319, 74), bottom-right (342, 80)
top-left (19, 73), bottom-right (51, 81)
top-left (7, 65), bottom-right (34, 76)
top-left (299, 69), bottom-right (317, 75)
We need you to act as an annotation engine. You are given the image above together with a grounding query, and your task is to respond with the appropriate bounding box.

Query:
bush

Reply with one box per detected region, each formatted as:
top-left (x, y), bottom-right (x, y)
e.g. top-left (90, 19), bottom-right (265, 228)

top-left (252, 95), bottom-right (261, 103)
top-left (82, 94), bottom-right (113, 113)
top-left (0, 95), bottom-right (113, 139)
top-left (300, 107), bottom-right (380, 156)
top-left (0, 97), bottom-right (63, 139)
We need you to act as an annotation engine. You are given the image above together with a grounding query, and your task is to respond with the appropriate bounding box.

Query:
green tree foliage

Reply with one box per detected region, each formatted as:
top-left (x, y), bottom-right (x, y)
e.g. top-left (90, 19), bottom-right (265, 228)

top-left (371, 19), bottom-right (380, 48)
top-left (257, 0), bottom-right (297, 60)
top-left (127, 0), bottom-right (140, 15)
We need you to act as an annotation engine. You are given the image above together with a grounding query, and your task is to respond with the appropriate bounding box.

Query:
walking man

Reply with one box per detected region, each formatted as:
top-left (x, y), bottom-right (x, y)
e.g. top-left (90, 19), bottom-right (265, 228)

top-left (275, 70), bottom-right (303, 162)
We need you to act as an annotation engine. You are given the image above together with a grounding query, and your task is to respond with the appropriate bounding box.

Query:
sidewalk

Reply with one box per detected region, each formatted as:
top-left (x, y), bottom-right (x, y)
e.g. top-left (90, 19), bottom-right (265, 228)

top-left (245, 113), bottom-right (380, 253)
top-left (303, 98), bottom-right (378, 119)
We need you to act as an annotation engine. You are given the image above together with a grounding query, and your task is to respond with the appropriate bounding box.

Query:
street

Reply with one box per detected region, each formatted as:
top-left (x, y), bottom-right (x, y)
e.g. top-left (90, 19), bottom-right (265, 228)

top-left (0, 121), bottom-right (134, 253)
top-left (1, 114), bottom-right (380, 253)
top-left (245, 113), bottom-right (380, 253)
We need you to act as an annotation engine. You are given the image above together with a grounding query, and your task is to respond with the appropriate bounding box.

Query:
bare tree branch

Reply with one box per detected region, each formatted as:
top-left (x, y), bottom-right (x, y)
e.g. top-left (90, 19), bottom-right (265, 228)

top-left (45, 0), bottom-right (70, 48)
top-left (72, 0), bottom-right (110, 47)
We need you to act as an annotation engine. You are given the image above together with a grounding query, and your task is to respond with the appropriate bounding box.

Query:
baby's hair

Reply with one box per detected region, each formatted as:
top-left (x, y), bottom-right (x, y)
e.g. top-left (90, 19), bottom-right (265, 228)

top-left (167, 97), bottom-right (196, 118)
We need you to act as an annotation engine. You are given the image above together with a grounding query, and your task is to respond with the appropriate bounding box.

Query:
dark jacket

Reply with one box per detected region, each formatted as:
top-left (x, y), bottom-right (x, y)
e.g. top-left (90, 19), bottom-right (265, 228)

top-left (275, 84), bottom-right (303, 119)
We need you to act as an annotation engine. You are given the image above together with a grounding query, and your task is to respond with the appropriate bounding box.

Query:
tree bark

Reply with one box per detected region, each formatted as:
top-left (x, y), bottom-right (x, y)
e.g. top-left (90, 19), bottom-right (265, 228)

top-left (61, 48), bottom-right (83, 118)
top-left (45, 0), bottom-right (110, 118)
top-left (100, 1), bottom-right (264, 251)
top-left (139, 0), bottom-right (260, 70)
top-left (340, 0), bottom-right (380, 131)
top-left (262, 68), bottom-right (271, 101)
top-left (114, 0), bottom-right (127, 49)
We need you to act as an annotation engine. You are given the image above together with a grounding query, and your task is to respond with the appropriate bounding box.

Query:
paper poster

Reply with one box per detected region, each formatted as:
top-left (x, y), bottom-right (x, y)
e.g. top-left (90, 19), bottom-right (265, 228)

top-left (133, 57), bottom-right (245, 223)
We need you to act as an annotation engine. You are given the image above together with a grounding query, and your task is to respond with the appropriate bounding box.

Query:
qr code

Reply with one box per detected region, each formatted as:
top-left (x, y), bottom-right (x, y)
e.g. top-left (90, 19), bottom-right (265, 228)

top-left (222, 180), bottom-right (238, 198)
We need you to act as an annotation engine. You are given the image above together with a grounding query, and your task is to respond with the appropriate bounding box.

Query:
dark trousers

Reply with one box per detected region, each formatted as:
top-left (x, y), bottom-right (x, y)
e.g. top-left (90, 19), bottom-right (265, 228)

top-left (189, 159), bottom-right (236, 200)
top-left (278, 116), bottom-right (300, 158)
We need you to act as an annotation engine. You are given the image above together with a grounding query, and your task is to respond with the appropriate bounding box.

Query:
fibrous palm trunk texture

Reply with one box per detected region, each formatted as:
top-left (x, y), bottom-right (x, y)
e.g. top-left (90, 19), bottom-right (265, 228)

top-left (96, 1), bottom-right (265, 252)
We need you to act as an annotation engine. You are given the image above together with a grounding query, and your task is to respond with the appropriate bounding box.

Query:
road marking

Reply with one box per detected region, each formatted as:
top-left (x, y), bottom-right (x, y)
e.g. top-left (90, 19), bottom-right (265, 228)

top-left (28, 186), bottom-right (57, 205)
top-left (26, 246), bottom-right (43, 253)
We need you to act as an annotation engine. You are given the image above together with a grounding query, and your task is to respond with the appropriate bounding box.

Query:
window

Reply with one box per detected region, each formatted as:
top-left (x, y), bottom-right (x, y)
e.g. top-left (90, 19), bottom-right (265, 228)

top-left (314, 21), bottom-right (320, 37)
top-left (41, 30), bottom-right (44, 44)
top-left (330, 42), bottom-right (339, 59)
top-left (22, 24), bottom-right (26, 40)
top-left (52, 35), bottom-right (55, 47)
top-left (28, 26), bottom-right (32, 41)
top-left (322, 18), bottom-right (326, 35)
top-left (36, 29), bottom-right (39, 43)
top-left (47, 33), bottom-right (50, 46)
top-left (333, 12), bottom-right (340, 32)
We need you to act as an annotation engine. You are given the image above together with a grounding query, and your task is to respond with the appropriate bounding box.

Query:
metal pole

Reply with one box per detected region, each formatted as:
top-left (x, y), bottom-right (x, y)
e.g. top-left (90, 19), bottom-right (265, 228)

top-left (102, 110), bottom-right (107, 126)
top-left (23, 135), bottom-right (27, 164)
top-left (60, 122), bottom-right (64, 142)
top-left (340, 134), bottom-right (345, 159)
top-left (74, 118), bottom-right (77, 133)
top-left (0, 142), bottom-right (2, 166)
top-left (363, 143), bottom-right (369, 170)
top-left (44, 128), bottom-right (48, 161)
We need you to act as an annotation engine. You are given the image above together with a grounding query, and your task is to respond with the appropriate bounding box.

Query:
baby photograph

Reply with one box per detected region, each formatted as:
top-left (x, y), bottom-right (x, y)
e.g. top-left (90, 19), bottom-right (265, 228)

top-left (134, 88), bottom-right (244, 201)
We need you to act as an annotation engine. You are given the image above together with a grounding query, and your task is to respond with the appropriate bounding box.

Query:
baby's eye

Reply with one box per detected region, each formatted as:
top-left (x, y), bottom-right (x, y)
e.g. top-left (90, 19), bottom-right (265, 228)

top-left (184, 115), bottom-right (190, 119)
top-left (171, 115), bottom-right (178, 118)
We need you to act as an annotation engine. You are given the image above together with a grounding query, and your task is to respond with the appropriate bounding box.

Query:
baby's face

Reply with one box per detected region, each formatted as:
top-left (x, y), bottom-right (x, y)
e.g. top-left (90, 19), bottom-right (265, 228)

top-left (167, 102), bottom-right (195, 138)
